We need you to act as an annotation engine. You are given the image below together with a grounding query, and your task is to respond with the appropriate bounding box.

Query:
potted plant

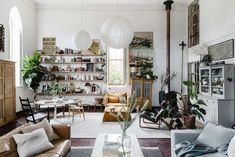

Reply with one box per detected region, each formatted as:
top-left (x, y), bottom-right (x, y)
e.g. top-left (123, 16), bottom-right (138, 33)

top-left (159, 72), bottom-right (177, 104)
top-left (22, 51), bottom-right (48, 93)
top-left (49, 80), bottom-right (64, 98)
top-left (178, 80), bottom-right (207, 128)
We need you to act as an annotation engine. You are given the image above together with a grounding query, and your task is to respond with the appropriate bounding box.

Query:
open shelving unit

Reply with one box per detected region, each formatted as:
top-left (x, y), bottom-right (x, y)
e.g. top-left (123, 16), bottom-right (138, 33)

top-left (39, 51), bottom-right (106, 97)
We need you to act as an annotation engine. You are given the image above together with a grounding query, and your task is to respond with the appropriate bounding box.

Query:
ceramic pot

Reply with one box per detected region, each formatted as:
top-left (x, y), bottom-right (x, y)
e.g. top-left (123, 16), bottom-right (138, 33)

top-left (183, 115), bottom-right (196, 129)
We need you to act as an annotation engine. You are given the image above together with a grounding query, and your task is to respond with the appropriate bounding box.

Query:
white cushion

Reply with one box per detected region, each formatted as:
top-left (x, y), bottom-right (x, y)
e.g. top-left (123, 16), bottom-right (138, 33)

top-left (196, 122), bottom-right (234, 152)
top-left (13, 128), bottom-right (54, 157)
top-left (228, 135), bottom-right (235, 157)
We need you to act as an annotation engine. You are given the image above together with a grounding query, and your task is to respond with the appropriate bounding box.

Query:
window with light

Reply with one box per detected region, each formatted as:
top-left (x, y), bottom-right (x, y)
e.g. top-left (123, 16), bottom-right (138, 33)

top-left (9, 6), bottom-right (23, 87)
top-left (107, 48), bottom-right (126, 86)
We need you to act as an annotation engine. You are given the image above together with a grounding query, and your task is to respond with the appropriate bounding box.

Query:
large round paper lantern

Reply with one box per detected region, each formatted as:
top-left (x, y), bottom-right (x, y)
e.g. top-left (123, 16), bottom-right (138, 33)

top-left (101, 16), bottom-right (134, 49)
top-left (72, 29), bottom-right (92, 50)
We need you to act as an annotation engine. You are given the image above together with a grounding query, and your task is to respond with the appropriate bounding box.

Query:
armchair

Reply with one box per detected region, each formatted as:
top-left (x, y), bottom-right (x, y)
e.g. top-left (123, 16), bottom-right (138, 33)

top-left (103, 92), bottom-right (128, 106)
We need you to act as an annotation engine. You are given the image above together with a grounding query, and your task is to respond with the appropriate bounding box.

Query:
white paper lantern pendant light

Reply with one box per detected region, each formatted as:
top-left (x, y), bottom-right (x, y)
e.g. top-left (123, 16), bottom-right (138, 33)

top-left (101, 0), bottom-right (134, 49)
top-left (72, 0), bottom-right (92, 50)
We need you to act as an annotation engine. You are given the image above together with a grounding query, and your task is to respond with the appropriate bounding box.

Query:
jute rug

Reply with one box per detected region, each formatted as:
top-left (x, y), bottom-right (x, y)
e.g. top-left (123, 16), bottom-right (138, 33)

top-left (68, 146), bottom-right (163, 157)
top-left (51, 112), bottom-right (171, 138)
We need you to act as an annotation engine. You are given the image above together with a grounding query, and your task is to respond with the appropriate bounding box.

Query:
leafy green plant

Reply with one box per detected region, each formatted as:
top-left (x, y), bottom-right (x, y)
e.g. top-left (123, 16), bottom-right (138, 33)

top-left (22, 51), bottom-right (48, 92)
top-left (179, 80), bottom-right (207, 121)
top-left (49, 80), bottom-right (64, 97)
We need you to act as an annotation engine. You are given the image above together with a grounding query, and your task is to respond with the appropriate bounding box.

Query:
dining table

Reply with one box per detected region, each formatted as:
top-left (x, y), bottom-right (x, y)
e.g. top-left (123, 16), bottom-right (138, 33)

top-left (35, 98), bottom-right (76, 120)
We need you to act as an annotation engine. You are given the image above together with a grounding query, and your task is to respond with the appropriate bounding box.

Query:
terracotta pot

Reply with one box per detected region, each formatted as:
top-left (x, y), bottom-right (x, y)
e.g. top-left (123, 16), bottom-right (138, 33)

top-left (183, 116), bottom-right (196, 129)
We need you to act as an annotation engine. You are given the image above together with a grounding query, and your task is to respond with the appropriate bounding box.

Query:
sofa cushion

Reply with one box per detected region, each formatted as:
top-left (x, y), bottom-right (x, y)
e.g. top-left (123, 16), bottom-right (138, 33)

top-left (227, 135), bottom-right (235, 157)
top-left (21, 118), bottom-right (59, 141)
top-left (196, 122), bottom-right (234, 152)
top-left (45, 139), bottom-right (71, 156)
top-left (108, 96), bottom-right (119, 103)
top-left (13, 128), bottom-right (54, 157)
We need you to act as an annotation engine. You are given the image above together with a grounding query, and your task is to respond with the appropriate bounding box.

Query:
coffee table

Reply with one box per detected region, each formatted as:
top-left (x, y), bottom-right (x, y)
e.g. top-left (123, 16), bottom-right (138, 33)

top-left (91, 134), bottom-right (144, 157)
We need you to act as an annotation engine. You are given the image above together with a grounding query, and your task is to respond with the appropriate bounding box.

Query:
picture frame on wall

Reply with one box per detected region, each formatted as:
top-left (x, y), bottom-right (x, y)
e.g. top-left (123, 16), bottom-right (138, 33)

top-left (129, 32), bottom-right (153, 50)
top-left (0, 24), bottom-right (5, 52)
top-left (208, 39), bottom-right (234, 61)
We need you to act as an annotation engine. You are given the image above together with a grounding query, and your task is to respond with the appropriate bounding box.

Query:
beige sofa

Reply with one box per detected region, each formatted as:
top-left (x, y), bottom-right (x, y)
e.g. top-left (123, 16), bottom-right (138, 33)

top-left (0, 124), bottom-right (71, 157)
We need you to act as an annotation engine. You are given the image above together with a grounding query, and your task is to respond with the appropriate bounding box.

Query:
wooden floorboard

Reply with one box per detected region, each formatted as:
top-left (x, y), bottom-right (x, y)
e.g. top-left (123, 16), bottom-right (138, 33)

top-left (0, 112), bottom-right (171, 157)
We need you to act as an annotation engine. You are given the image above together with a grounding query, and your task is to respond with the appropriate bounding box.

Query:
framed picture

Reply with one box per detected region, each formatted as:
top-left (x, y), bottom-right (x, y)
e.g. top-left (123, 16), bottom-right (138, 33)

top-left (0, 24), bottom-right (5, 52)
top-left (129, 32), bottom-right (153, 50)
top-left (208, 39), bottom-right (234, 61)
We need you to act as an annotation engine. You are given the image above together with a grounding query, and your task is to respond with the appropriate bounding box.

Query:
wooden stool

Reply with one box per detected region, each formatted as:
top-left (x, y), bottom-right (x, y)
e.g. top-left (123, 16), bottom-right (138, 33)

top-left (68, 99), bottom-right (85, 122)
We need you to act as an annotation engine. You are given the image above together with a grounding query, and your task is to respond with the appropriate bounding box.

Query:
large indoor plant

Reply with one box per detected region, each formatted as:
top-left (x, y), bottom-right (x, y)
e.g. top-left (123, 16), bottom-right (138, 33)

top-left (178, 80), bottom-right (207, 128)
top-left (22, 51), bottom-right (48, 93)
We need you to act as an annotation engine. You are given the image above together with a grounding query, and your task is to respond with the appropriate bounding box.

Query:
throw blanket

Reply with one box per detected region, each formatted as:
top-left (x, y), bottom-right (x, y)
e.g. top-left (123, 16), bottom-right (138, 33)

top-left (175, 141), bottom-right (217, 157)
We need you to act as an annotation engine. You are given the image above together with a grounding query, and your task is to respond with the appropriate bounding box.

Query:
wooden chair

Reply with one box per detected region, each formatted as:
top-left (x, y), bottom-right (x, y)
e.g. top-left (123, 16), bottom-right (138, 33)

top-left (19, 97), bottom-right (50, 124)
top-left (68, 99), bottom-right (85, 122)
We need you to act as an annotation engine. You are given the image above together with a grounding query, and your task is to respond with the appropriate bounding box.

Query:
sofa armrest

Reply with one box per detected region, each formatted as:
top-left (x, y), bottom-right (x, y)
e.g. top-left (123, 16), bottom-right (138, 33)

top-left (171, 129), bottom-right (202, 157)
top-left (52, 124), bottom-right (71, 140)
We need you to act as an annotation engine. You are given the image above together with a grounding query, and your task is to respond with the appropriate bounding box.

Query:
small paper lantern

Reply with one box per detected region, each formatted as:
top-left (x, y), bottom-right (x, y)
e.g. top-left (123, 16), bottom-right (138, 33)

top-left (72, 29), bottom-right (92, 50)
top-left (101, 16), bottom-right (134, 49)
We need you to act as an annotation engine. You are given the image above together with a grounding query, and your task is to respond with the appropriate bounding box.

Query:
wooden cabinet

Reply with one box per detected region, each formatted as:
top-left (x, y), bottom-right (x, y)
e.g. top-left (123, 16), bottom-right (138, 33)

top-left (0, 60), bottom-right (16, 127)
top-left (131, 79), bottom-right (152, 109)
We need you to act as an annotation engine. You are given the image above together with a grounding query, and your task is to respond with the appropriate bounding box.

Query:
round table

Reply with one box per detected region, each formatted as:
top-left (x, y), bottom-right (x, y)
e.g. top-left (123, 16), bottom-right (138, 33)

top-left (35, 99), bottom-right (76, 120)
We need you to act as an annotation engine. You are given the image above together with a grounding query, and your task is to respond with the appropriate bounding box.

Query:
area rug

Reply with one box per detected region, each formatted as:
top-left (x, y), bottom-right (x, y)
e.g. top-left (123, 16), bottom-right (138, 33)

top-left (51, 112), bottom-right (171, 138)
top-left (68, 146), bottom-right (163, 157)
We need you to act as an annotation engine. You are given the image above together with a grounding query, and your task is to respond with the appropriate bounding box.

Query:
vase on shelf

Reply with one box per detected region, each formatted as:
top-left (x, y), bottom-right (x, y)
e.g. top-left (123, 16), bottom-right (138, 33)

top-left (117, 132), bottom-right (131, 157)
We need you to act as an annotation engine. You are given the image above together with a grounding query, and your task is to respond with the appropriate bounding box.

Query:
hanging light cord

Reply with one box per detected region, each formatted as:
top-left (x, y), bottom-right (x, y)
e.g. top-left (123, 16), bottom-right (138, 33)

top-left (81, 0), bottom-right (84, 29)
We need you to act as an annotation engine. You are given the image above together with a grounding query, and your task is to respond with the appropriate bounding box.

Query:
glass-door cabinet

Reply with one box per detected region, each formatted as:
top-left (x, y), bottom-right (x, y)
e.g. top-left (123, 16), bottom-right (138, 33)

top-left (131, 79), bottom-right (152, 109)
top-left (199, 64), bottom-right (234, 99)
top-left (199, 67), bottom-right (211, 96)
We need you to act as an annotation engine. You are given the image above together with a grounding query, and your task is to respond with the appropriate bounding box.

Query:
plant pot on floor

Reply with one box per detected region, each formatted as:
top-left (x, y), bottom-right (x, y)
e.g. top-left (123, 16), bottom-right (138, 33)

top-left (182, 115), bottom-right (196, 129)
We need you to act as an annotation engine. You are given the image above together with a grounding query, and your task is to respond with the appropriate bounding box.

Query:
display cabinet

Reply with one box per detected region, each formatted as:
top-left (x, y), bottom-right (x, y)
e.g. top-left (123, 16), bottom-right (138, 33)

top-left (199, 66), bottom-right (211, 96)
top-left (131, 79), bottom-right (152, 109)
top-left (199, 64), bottom-right (234, 99)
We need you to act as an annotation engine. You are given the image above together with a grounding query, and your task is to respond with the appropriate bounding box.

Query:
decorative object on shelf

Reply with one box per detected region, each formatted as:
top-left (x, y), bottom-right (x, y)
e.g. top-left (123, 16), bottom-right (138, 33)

top-left (0, 24), bottom-right (5, 52)
top-left (200, 54), bottom-right (211, 66)
top-left (69, 83), bottom-right (75, 94)
top-left (129, 32), bottom-right (153, 49)
top-left (89, 39), bottom-right (101, 54)
top-left (42, 37), bottom-right (57, 54)
top-left (22, 51), bottom-right (49, 93)
top-left (72, 0), bottom-right (91, 50)
top-left (110, 96), bottom-right (148, 157)
top-left (84, 82), bottom-right (91, 93)
top-left (208, 39), bottom-right (234, 61)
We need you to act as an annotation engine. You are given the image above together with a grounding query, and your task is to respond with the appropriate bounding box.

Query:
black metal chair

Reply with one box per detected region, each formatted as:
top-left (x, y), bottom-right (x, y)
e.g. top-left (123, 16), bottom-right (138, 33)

top-left (19, 97), bottom-right (50, 124)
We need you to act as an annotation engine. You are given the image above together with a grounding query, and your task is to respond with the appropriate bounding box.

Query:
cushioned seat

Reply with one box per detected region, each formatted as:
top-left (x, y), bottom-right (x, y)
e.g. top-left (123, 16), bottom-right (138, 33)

top-left (35, 139), bottom-right (71, 157)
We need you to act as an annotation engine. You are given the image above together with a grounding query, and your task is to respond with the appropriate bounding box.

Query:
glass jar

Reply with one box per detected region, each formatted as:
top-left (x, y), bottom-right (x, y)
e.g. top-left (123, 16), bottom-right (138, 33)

top-left (117, 133), bottom-right (131, 157)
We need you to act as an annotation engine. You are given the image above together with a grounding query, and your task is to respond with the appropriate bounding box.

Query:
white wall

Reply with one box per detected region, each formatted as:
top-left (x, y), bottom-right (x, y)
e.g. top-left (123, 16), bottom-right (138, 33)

top-left (188, 0), bottom-right (235, 64)
top-left (36, 4), bottom-right (187, 106)
top-left (0, 0), bottom-right (36, 112)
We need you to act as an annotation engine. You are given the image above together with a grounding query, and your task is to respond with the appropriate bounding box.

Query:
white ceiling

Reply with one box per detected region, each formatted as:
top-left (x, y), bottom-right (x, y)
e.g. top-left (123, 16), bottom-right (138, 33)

top-left (33, 0), bottom-right (189, 5)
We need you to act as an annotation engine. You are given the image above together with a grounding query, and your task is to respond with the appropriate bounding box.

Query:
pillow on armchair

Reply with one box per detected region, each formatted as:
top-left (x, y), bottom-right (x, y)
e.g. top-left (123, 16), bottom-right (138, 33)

top-left (103, 93), bottom-right (127, 105)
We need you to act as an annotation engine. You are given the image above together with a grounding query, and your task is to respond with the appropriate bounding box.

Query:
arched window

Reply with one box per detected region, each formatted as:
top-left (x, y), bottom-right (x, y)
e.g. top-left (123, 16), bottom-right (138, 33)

top-left (9, 6), bottom-right (23, 87)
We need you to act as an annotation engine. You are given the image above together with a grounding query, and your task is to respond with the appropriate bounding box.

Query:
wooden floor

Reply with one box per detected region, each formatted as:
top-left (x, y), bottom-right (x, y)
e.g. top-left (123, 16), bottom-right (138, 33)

top-left (0, 111), bottom-right (171, 157)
